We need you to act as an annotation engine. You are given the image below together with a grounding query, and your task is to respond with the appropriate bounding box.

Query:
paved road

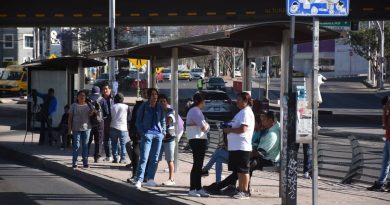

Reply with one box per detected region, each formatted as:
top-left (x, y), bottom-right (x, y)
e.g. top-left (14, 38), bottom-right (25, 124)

top-left (0, 157), bottom-right (130, 205)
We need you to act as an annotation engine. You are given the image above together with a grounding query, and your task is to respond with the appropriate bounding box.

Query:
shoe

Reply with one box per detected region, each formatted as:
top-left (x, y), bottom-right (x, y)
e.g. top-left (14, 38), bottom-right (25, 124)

top-left (233, 192), bottom-right (250, 200)
top-left (203, 183), bottom-right (222, 195)
top-left (119, 159), bottom-right (127, 164)
top-left (132, 181), bottom-right (141, 189)
top-left (223, 185), bottom-right (238, 196)
top-left (103, 157), bottom-right (112, 162)
top-left (188, 189), bottom-right (200, 197)
top-left (127, 177), bottom-right (136, 184)
top-left (72, 164), bottom-right (78, 169)
top-left (112, 158), bottom-right (118, 163)
top-left (94, 157), bottom-right (101, 163)
top-left (145, 179), bottom-right (157, 187)
top-left (201, 169), bottom-right (209, 177)
top-left (125, 163), bottom-right (132, 168)
top-left (162, 179), bottom-right (176, 186)
top-left (367, 181), bottom-right (385, 192)
top-left (197, 189), bottom-right (210, 197)
top-left (303, 172), bottom-right (311, 179)
top-left (83, 164), bottom-right (89, 168)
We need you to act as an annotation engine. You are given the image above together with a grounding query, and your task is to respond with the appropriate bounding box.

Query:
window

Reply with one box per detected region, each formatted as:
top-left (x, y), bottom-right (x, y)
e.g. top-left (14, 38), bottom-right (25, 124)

top-left (3, 57), bottom-right (14, 62)
top-left (3, 34), bottom-right (13, 49)
top-left (24, 35), bottom-right (34, 49)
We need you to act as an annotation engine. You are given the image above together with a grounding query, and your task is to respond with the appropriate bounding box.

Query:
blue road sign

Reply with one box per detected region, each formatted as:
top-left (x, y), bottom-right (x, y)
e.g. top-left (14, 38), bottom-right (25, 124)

top-left (287, 0), bottom-right (349, 17)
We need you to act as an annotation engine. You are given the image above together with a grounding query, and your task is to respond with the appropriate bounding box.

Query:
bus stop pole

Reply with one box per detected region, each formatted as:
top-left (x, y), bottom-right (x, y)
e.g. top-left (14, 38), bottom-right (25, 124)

top-left (312, 17), bottom-right (320, 205)
top-left (109, 0), bottom-right (116, 84)
top-left (171, 47), bottom-right (179, 172)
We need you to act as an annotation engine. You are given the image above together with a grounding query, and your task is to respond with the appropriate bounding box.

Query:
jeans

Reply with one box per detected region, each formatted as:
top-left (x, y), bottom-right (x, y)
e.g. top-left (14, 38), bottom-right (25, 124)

top-left (88, 123), bottom-right (104, 159)
top-left (136, 133), bottom-right (163, 182)
top-left (203, 148), bottom-right (229, 182)
top-left (103, 119), bottom-right (112, 158)
top-left (378, 140), bottom-right (390, 184)
top-left (189, 139), bottom-right (207, 190)
top-left (110, 127), bottom-right (129, 160)
top-left (296, 143), bottom-right (312, 174)
top-left (72, 129), bottom-right (91, 166)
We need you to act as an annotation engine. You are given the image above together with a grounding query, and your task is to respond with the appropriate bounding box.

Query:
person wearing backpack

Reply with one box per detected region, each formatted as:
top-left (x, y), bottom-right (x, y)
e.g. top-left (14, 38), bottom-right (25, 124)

top-left (87, 86), bottom-right (105, 163)
top-left (101, 82), bottom-right (114, 162)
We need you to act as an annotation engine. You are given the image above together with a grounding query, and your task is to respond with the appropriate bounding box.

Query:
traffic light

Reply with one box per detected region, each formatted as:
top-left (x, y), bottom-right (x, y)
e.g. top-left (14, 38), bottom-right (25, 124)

top-left (351, 21), bottom-right (359, 31)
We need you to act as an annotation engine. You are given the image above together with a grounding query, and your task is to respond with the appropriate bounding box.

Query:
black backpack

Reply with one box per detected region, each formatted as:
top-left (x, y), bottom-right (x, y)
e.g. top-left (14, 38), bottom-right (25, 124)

top-left (88, 96), bottom-right (104, 127)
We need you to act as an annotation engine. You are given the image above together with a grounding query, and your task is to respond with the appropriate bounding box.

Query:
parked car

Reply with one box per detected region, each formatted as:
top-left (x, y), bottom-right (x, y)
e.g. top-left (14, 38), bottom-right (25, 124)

top-left (161, 68), bottom-right (171, 80)
top-left (187, 90), bottom-right (233, 119)
top-left (189, 68), bottom-right (205, 80)
top-left (94, 73), bottom-right (109, 88)
top-left (0, 65), bottom-right (27, 96)
top-left (206, 77), bottom-right (226, 91)
top-left (178, 70), bottom-right (190, 80)
top-left (234, 68), bottom-right (241, 77)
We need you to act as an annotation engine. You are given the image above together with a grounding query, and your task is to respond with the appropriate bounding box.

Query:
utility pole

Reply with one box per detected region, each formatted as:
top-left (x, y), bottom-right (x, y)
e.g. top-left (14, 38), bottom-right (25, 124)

top-left (109, 0), bottom-right (116, 85)
top-left (376, 21), bottom-right (385, 90)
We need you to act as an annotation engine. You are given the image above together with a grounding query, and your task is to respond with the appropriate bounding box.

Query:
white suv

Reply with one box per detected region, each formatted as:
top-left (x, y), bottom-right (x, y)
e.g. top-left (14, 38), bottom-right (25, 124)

top-left (189, 68), bottom-right (205, 81)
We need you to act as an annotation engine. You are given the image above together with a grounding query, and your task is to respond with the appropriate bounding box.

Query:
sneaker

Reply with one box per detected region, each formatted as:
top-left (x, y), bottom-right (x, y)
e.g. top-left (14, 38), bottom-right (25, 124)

top-left (133, 181), bottom-right (142, 189)
top-left (162, 179), bottom-right (176, 186)
top-left (145, 179), bottom-right (157, 187)
top-left (223, 185), bottom-right (238, 196)
top-left (367, 181), bottom-right (385, 192)
top-left (188, 189), bottom-right (200, 197)
top-left (233, 192), bottom-right (250, 200)
top-left (127, 177), bottom-right (136, 184)
top-left (103, 157), bottom-right (112, 162)
top-left (197, 189), bottom-right (210, 197)
top-left (203, 183), bottom-right (222, 195)
top-left (72, 164), bottom-right (78, 169)
top-left (201, 169), bottom-right (209, 177)
top-left (303, 172), bottom-right (311, 179)
top-left (112, 158), bottom-right (119, 163)
top-left (119, 159), bottom-right (127, 164)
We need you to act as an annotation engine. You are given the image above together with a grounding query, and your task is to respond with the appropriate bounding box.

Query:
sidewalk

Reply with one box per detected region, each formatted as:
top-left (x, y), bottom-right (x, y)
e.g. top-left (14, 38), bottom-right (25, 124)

top-left (0, 126), bottom-right (389, 205)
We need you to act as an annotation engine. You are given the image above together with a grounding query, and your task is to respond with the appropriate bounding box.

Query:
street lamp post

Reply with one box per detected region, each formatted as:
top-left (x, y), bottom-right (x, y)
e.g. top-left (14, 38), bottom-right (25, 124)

top-left (376, 21), bottom-right (385, 90)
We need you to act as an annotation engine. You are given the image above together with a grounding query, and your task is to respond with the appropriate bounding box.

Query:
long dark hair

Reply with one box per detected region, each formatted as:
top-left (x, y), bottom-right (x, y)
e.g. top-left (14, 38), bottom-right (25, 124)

top-left (191, 93), bottom-right (206, 109)
top-left (76, 90), bottom-right (87, 103)
top-left (238, 92), bottom-right (253, 107)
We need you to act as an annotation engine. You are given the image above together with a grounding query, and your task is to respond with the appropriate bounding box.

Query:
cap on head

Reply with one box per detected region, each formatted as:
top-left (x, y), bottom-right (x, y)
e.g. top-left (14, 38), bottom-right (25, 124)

top-left (91, 86), bottom-right (100, 94)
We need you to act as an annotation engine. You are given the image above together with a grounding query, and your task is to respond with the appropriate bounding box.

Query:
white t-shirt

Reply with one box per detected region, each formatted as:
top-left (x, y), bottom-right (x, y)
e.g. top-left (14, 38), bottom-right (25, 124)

top-left (227, 106), bottom-right (255, 151)
top-left (110, 103), bottom-right (130, 131)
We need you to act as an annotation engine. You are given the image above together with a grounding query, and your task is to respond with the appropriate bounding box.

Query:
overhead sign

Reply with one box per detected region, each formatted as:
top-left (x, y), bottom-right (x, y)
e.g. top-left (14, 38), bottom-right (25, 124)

top-left (287, 0), bottom-right (349, 17)
top-left (320, 21), bottom-right (351, 30)
top-left (129, 58), bottom-right (148, 70)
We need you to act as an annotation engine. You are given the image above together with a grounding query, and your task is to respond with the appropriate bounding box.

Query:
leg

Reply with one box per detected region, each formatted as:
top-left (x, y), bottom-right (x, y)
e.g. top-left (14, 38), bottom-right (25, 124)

top-left (238, 173), bottom-right (250, 192)
top-left (203, 148), bottom-right (220, 171)
top-left (378, 141), bottom-right (390, 184)
top-left (303, 143), bottom-right (312, 174)
top-left (88, 128), bottom-right (95, 156)
top-left (94, 124), bottom-right (104, 160)
top-left (215, 171), bottom-right (238, 190)
top-left (215, 149), bottom-right (228, 183)
top-left (81, 129), bottom-right (91, 166)
top-left (146, 134), bottom-right (163, 180)
top-left (47, 117), bottom-right (54, 144)
top-left (59, 126), bottom-right (68, 148)
top-left (39, 119), bottom-right (46, 145)
top-left (103, 120), bottom-right (112, 158)
top-left (132, 141), bottom-right (140, 177)
top-left (136, 134), bottom-right (153, 182)
top-left (189, 139), bottom-right (207, 190)
top-left (110, 128), bottom-right (119, 161)
top-left (165, 140), bottom-right (175, 180)
top-left (126, 141), bottom-right (133, 162)
top-left (72, 131), bottom-right (81, 166)
top-left (119, 131), bottom-right (129, 160)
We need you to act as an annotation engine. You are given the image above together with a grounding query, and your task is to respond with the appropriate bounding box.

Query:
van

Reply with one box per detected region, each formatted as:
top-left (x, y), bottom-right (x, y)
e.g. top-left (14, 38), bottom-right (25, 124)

top-left (190, 68), bottom-right (205, 81)
top-left (0, 65), bottom-right (27, 96)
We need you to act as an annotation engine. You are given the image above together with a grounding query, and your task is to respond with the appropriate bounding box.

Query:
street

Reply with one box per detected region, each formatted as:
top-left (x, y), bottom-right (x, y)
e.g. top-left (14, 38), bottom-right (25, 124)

top-left (0, 157), bottom-right (128, 205)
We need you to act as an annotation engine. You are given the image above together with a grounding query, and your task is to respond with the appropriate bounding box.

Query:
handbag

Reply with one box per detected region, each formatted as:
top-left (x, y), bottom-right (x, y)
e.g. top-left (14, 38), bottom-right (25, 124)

top-left (186, 125), bottom-right (206, 139)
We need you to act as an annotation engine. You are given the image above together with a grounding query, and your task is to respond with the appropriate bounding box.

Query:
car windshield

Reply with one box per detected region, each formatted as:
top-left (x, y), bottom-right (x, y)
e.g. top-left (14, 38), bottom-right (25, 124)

top-left (162, 69), bottom-right (171, 73)
top-left (191, 69), bottom-right (203, 72)
top-left (0, 71), bottom-right (22, 80)
top-left (98, 73), bottom-right (109, 80)
top-left (204, 92), bottom-right (229, 100)
top-left (181, 71), bottom-right (189, 74)
top-left (208, 78), bottom-right (224, 83)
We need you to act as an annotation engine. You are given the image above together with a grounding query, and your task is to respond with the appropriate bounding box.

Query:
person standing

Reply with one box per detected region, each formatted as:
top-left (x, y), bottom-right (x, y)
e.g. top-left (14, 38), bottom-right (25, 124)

top-left (87, 86), bottom-right (105, 163)
top-left (186, 93), bottom-right (210, 197)
top-left (33, 88), bottom-right (57, 145)
top-left (132, 88), bottom-right (166, 189)
top-left (368, 96), bottom-right (390, 192)
top-left (101, 82), bottom-right (114, 162)
top-left (197, 78), bottom-right (204, 91)
top-left (127, 88), bottom-right (148, 181)
top-left (110, 93), bottom-right (131, 164)
top-left (68, 90), bottom-right (93, 169)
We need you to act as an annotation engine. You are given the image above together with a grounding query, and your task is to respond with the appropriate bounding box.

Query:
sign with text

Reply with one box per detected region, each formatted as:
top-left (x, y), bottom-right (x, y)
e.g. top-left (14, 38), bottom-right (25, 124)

top-left (287, 0), bottom-right (349, 17)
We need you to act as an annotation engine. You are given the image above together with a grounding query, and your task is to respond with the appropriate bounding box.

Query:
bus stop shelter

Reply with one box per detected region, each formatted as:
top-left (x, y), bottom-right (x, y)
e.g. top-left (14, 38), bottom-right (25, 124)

top-left (24, 56), bottom-right (105, 130)
top-left (88, 43), bottom-right (210, 171)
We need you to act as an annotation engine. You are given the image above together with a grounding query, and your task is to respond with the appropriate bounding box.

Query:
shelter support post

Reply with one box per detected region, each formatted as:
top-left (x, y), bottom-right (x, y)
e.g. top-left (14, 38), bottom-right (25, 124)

top-left (280, 28), bottom-right (290, 204)
top-left (312, 17), bottom-right (320, 205)
top-left (265, 56), bottom-right (270, 99)
top-left (78, 60), bottom-right (85, 90)
top-left (150, 56), bottom-right (156, 88)
top-left (171, 47), bottom-right (179, 172)
top-left (109, 0), bottom-right (116, 84)
top-left (242, 41), bottom-right (251, 92)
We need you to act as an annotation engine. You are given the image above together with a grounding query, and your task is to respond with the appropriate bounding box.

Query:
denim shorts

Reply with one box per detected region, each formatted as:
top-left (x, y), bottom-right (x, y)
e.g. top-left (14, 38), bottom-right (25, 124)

top-left (159, 140), bottom-right (175, 162)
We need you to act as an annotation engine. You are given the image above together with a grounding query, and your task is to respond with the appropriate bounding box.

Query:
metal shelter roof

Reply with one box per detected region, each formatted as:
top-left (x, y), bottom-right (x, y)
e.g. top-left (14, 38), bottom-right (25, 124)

top-left (23, 56), bottom-right (106, 72)
top-left (161, 21), bottom-right (340, 48)
top-left (87, 43), bottom-right (210, 60)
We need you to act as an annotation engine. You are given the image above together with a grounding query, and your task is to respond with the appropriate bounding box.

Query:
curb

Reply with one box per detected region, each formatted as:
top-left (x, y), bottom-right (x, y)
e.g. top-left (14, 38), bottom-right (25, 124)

top-left (319, 129), bottom-right (383, 142)
top-left (0, 143), bottom-right (189, 205)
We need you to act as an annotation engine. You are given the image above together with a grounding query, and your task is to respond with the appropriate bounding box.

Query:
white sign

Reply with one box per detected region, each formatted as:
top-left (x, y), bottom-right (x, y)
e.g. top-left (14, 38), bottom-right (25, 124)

top-left (50, 30), bottom-right (60, 45)
top-left (296, 85), bottom-right (312, 144)
top-left (287, 0), bottom-right (349, 17)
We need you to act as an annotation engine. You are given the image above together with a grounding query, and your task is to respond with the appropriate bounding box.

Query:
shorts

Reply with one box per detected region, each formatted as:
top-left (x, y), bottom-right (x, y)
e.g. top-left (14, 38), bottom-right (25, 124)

top-left (159, 140), bottom-right (175, 162)
top-left (228, 150), bottom-right (251, 173)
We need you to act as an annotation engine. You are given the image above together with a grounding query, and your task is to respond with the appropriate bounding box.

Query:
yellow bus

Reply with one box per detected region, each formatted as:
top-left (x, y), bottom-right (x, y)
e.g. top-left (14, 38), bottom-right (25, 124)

top-left (0, 65), bottom-right (27, 96)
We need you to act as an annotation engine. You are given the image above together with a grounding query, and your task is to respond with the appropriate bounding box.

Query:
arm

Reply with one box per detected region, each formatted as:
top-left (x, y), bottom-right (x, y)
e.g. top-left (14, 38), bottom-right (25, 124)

top-left (223, 124), bottom-right (248, 134)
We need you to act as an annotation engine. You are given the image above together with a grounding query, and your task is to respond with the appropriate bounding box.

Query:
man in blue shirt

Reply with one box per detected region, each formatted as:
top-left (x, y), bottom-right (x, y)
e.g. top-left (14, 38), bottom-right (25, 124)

top-left (33, 88), bottom-right (57, 145)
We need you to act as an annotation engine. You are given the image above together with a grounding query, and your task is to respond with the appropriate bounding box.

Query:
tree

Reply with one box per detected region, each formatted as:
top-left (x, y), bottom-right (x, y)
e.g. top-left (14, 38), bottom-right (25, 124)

top-left (347, 22), bottom-right (390, 87)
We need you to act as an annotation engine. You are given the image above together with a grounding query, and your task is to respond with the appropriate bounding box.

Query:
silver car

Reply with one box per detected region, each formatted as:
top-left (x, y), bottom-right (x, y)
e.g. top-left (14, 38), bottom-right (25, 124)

top-left (190, 90), bottom-right (233, 119)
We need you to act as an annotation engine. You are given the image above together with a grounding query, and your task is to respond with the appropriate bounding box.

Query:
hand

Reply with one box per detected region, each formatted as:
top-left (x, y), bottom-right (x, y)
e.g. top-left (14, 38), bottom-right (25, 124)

top-left (223, 128), bottom-right (230, 134)
top-left (67, 129), bottom-right (72, 135)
